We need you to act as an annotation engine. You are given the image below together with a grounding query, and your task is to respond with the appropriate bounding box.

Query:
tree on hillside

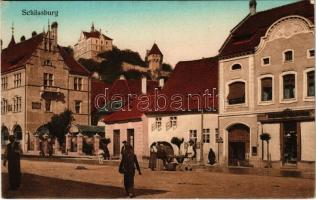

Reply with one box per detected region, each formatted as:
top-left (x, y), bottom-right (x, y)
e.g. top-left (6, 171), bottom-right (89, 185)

top-left (78, 58), bottom-right (100, 73)
top-left (47, 109), bottom-right (73, 146)
top-left (162, 63), bottom-right (173, 72)
top-left (62, 46), bottom-right (74, 56)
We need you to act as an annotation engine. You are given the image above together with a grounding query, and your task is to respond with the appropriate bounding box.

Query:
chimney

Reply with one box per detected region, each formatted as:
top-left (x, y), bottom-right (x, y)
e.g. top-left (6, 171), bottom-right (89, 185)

top-left (249, 0), bottom-right (257, 15)
top-left (159, 78), bottom-right (164, 88)
top-left (20, 36), bottom-right (25, 42)
top-left (32, 31), bottom-right (37, 37)
top-left (141, 75), bottom-right (147, 94)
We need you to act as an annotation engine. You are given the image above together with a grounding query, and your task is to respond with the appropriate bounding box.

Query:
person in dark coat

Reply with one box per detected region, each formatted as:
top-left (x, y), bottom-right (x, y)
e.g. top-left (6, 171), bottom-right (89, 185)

top-left (119, 144), bottom-right (141, 198)
top-left (103, 143), bottom-right (110, 160)
top-left (121, 141), bottom-right (127, 156)
top-left (148, 142), bottom-right (158, 170)
top-left (208, 148), bottom-right (216, 165)
top-left (47, 138), bottom-right (53, 157)
top-left (3, 135), bottom-right (22, 190)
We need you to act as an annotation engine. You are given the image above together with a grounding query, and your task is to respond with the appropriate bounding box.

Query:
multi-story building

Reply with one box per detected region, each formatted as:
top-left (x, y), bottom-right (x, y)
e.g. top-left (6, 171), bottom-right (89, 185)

top-left (1, 22), bottom-right (91, 152)
top-left (74, 23), bottom-right (113, 61)
top-left (218, 0), bottom-right (314, 169)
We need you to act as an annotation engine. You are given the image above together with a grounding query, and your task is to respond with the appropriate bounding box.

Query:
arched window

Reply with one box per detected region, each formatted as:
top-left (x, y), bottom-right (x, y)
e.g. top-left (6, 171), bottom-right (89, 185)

top-left (227, 82), bottom-right (245, 104)
top-left (231, 64), bottom-right (242, 70)
top-left (261, 77), bottom-right (272, 101)
top-left (307, 71), bottom-right (315, 97)
top-left (283, 74), bottom-right (295, 99)
top-left (284, 50), bottom-right (293, 62)
top-left (13, 125), bottom-right (22, 141)
top-left (1, 126), bottom-right (9, 145)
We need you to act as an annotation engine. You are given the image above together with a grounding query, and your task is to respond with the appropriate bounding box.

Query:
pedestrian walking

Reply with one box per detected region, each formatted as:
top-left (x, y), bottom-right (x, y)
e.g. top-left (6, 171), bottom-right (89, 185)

top-left (184, 140), bottom-right (195, 171)
top-left (3, 135), bottom-right (22, 190)
top-left (48, 138), bottom-right (53, 157)
top-left (103, 143), bottom-right (110, 160)
top-left (208, 148), bottom-right (216, 165)
top-left (119, 144), bottom-right (141, 198)
top-left (39, 139), bottom-right (45, 157)
top-left (148, 142), bottom-right (158, 170)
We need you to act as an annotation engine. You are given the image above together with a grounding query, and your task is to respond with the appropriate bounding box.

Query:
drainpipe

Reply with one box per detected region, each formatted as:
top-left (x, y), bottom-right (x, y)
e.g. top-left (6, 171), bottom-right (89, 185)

top-left (200, 109), bottom-right (204, 163)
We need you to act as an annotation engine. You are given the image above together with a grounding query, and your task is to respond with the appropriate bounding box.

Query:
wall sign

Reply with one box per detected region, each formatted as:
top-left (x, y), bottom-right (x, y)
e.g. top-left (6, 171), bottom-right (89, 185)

top-left (32, 102), bottom-right (41, 109)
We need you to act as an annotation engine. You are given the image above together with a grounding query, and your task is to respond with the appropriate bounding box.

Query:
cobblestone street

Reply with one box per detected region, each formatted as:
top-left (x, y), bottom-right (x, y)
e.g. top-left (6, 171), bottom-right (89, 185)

top-left (2, 160), bottom-right (314, 198)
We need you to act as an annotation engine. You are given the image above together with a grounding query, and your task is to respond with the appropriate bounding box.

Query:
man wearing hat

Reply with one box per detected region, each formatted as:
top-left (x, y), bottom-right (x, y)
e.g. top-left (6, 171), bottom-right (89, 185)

top-left (121, 141), bottom-right (127, 156)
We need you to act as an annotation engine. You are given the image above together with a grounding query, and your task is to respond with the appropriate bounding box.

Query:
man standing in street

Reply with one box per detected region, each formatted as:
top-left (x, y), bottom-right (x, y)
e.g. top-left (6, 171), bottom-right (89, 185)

top-left (119, 144), bottom-right (141, 198)
top-left (3, 135), bottom-right (22, 190)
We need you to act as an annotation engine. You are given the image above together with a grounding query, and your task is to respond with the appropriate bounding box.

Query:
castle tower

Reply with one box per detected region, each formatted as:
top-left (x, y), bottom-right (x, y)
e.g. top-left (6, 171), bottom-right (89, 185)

top-left (146, 43), bottom-right (163, 80)
top-left (249, 0), bottom-right (257, 15)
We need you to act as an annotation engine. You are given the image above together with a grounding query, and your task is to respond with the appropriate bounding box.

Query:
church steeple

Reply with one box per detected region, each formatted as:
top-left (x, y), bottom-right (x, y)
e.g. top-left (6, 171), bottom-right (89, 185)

top-left (8, 23), bottom-right (16, 48)
top-left (249, 0), bottom-right (257, 15)
top-left (91, 22), bottom-right (95, 32)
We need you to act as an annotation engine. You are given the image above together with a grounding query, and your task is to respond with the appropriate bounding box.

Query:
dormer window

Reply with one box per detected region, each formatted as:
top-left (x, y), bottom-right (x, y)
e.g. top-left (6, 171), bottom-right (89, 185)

top-left (231, 64), bottom-right (242, 70)
top-left (284, 50), bottom-right (293, 62)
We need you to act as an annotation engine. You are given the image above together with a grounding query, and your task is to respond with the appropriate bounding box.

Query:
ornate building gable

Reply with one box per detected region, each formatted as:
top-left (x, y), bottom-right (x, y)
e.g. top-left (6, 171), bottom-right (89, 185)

top-left (256, 16), bottom-right (314, 53)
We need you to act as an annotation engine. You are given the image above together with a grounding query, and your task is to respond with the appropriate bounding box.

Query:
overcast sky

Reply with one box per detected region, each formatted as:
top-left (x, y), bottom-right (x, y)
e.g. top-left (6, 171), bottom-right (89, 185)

top-left (1, 0), bottom-right (297, 66)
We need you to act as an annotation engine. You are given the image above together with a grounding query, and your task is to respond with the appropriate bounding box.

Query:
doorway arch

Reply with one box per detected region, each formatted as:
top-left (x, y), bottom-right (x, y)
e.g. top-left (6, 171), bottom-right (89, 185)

top-left (1, 126), bottom-right (9, 145)
top-left (13, 125), bottom-right (23, 141)
top-left (227, 124), bottom-right (250, 166)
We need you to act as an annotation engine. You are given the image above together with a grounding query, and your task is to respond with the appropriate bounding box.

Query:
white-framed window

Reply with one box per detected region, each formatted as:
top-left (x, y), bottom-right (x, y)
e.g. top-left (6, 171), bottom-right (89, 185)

top-left (170, 116), bottom-right (177, 127)
top-left (227, 81), bottom-right (245, 105)
top-left (303, 68), bottom-right (315, 101)
top-left (43, 59), bottom-right (53, 66)
top-left (13, 96), bottom-right (22, 112)
top-left (231, 63), bottom-right (242, 71)
top-left (155, 117), bottom-right (162, 131)
top-left (203, 128), bottom-right (210, 143)
top-left (283, 50), bottom-right (294, 63)
top-left (75, 100), bottom-right (81, 114)
top-left (189, 130), bottom-right (197, 143)
top-left (1, 76), bottom-right (8, 90)
top-left (1, 99), bottom-right (8, 114)
top-left (261, 57), bottom-right (271, 66)
top-left (14, 73), bottom-right (22, 88)
top-left (44, 73), bottom-right (53, 87)
top-left (307, 49), bottom-right (315, 58)
top-left (261, 77), bottom-right (273, 101)
top-left (74, 77), bottom-right (83, 91)
top-left (279, 71), bottom-right (297, 103)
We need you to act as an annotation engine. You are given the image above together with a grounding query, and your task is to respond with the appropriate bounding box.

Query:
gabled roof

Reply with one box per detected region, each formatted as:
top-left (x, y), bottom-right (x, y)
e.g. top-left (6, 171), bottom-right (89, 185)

top-left (83, 31), bottom-right (113, 40)
top-left (1, 33), bottom-right (44, 74)
top-left (219, 1), bottom-right (314, 58)
top-left (58, 46), bottom-right (90, 76)
top-left (103, 57), bottom-right (219, 124)
top-left (148, 43), bottom-right (163, 56)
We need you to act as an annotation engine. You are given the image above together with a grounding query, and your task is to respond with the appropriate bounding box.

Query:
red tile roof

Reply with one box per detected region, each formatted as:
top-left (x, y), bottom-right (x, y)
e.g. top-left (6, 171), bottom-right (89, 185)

top-left (1, 33), bottom-right (44, 74)
top-left (148, 43), bottom-right (163, 56)
top-left (219, 1), bottom-right (314, 58)
top-left (83, 31), bottom-right (113, 40)
top-left (58, 46), bottom-right (90, 76)
top-left (103, 57), bottom-right (219, 123)
top-left (91, 78), bottom-right (159, 114)
top-left (1, 32), bottom-right (90, 77)
top-left (91, 79), bottom-right (112, 113)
